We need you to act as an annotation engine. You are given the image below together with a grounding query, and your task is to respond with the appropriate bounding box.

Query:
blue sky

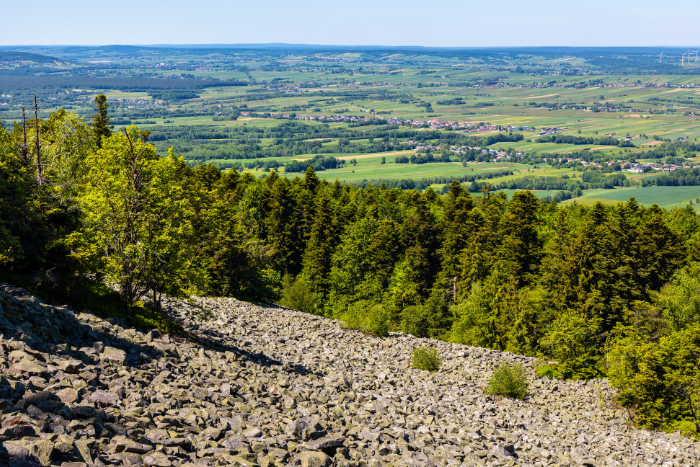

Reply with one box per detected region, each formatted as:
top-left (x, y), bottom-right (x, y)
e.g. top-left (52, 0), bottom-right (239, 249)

top-left (2, 0), bottom-right (699, 47)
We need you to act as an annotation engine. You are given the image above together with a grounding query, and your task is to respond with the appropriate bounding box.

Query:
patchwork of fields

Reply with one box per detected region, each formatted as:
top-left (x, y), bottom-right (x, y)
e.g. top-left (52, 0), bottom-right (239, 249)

top-left (565, 185), bottom-right (700, 209)
top-left (4, 46), bottom-right (700, 208)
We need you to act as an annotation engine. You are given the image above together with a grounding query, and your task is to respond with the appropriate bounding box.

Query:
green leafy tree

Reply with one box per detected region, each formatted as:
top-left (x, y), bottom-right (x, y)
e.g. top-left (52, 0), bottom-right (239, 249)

top-left (77, 127), bottom-right (194, 308)
top-left (656, 262), bottom-right (700, 332)
top-left (0, 117), bottom-right (80, 274)
top-left (609, 324), bottom-right (700, 437)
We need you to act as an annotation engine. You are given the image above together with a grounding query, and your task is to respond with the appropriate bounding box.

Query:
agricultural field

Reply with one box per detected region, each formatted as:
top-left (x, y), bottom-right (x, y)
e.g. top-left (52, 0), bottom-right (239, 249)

top-left (4, 45), bottom-right (700, 207)
top-left (565, 185), bottom-right (700, 209)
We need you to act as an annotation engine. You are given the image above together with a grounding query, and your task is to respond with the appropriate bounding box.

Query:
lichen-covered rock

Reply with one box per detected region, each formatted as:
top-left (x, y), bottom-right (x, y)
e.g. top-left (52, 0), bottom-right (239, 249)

top-left (298, 450), bottom-right (331, 467)
top-left (0, 282), bottom-right (698, 466)
top-left (100, 346), bottom-right (126, 365)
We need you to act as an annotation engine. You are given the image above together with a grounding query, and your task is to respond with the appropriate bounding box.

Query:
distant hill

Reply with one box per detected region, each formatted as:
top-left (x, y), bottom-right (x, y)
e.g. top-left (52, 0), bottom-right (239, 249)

top-left (0, 51), bottom-right (58, 63)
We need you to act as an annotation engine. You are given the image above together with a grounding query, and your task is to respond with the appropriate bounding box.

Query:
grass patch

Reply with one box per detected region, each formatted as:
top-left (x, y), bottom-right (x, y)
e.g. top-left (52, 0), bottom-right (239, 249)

top-left (488, 361), bottom-right (529, 399)
top-left (410, 346), bottom-right (442, 372)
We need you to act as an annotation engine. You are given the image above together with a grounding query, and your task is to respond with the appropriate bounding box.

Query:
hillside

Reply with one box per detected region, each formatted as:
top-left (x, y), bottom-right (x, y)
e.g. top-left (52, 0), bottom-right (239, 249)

top-left (0, 284), bottom-right (698, 466)
top-left (0, 52), bottom-right (58, 63)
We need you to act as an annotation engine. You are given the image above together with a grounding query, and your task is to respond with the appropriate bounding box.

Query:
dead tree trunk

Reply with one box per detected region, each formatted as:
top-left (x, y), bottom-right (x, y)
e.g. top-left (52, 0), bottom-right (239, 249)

top-left (19, 108), bottom-right (28, 166)
top-left (34, 95), bottom-right (42, 185)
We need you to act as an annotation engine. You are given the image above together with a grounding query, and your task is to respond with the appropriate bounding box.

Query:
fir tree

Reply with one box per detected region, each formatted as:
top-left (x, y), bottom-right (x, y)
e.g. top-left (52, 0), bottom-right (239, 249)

top-left (91, 94), bottom-right (112, 149)
top-left (302, 190), bottom-right (339, 297)
top-left (267, 178), bottom-right (301, 274)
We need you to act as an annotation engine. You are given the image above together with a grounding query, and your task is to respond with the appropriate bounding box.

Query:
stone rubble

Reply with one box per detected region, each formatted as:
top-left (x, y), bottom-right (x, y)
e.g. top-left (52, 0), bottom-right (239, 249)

top-left (0, 283), bottom-right (698, 466)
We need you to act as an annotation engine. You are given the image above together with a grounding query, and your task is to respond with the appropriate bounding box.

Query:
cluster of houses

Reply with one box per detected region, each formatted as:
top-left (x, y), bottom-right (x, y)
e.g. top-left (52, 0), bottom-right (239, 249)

top-left (504, 125), bottom-right (535, 132)
top-left (239, 111), bottom-right (377, 124)
top-left (386, 118), bottom-right (504, 132)
top-left (624, 162), bottom-right (684, 173)
top-left (538, 126), bottom-right (567, 136)
top-left (106, 97), bottom-right (165, 109)
top-left (412, 142), bottom-right (525, 160)
top-left (235, 111), bottom-right (556, 137)
top-left (544, 157), bottom-right (688, 172)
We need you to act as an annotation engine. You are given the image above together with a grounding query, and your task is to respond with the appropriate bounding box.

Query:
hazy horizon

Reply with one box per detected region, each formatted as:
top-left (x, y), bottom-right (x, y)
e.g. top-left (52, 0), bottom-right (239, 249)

top-left (2, 0), bottom-right (699, 48)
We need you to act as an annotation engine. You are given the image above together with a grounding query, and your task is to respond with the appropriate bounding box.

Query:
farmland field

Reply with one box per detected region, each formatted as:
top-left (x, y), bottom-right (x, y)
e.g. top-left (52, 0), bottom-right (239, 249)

top-left (4, 45), bottom-right (700, 207)
top-left (566, 186), bottom-right (700, 208)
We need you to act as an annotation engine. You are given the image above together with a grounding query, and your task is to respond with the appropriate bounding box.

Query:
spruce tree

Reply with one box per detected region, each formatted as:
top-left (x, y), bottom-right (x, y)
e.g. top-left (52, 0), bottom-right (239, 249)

top-left (440, 192), bottom-right (475, 280)
top-left (302, 190), bottom-right (338, 296)
top-left (496, 190), bottom-right (543, 286)
top-left (91, 94), bottom-right (112, 149)
top-left (303, 166), bottom-right (319, 194)
top-left (267, 178), bottom-right (300, 274)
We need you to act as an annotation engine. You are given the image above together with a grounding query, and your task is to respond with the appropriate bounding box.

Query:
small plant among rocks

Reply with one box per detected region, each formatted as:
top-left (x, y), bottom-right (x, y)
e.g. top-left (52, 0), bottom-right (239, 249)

top-left (488, 361), bottom-right (529, 399)
top-left (411, 346), bottom-right (442, 372)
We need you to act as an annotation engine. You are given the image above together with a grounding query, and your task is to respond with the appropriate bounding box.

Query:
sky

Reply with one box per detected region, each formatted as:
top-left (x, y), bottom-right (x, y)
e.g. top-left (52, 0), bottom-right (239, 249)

top-left (2, 0), bottom-right (699, 48)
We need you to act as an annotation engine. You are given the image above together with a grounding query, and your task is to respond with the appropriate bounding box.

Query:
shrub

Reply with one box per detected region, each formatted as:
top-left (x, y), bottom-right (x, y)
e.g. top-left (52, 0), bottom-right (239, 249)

top-left (278, 274), bottom-right (320, 315)
top-left (401, 305), bottom-right (430, 338)
top-left (411, 346), bottom-right (442, 372)
top-left (340, 301), bottom-right (388, 337)
top-left (608, 324), bottom-right (700, 437)
top-left (488, 361), bottom-right (529, 399)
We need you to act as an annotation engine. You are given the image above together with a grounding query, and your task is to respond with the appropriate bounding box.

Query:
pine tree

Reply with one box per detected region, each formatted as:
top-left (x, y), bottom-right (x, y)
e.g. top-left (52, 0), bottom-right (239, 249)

top-left (438, 191), bottom-right (475, 296)
top-left (303, 166), bottom-right (319, 194)
top-left (496, 190), bottom-right (543, 286)
top-left (302, 190), bottom-right (338, 297)
top-left (91, 94), bottom-right (112, 149)
top-left (267, 177), bottom-right (301, 274)
top-left (635, 204), bottom-right (684, 292)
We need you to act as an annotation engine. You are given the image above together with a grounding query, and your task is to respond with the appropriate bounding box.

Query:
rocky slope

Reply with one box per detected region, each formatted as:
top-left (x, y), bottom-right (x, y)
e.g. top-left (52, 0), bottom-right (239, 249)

top-left (0, 283), bottom-right (698, 467)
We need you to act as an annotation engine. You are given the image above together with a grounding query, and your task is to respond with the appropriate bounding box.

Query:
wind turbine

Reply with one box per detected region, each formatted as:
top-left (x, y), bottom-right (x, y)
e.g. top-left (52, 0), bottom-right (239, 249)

top-left (682, 53), bottom-right (687, 66)
top-left (659, 52), bottom-right (664, 63)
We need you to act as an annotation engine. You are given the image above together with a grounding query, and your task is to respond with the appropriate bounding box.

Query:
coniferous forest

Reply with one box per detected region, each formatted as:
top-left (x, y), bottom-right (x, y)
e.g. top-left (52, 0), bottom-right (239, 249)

top-left (4, 99), bottom-right (700, 438)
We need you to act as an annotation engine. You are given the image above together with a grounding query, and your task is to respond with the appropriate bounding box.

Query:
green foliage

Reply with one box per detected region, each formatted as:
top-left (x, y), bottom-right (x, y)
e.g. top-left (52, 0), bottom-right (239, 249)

top-left (77, 128), bottom-right (195, 308)
top-left (539, 312), bottom-right (591, 362)
top-left (0, 117), bottom-right (80, 273)
top-left (656, 262), bottom-right (700, 332)
top-left (400, 305), bottom-right (431, 338)
top-left (535, 354), bottom-right (604, 380)
top-left (340, 301), bottom-right (389, 337)
top-left (449, 281), bottom-right (498, 348)
top-left (608, 324), bottom-right (700, 438)
top-left (278, 274), bottom-right (320, 315)
top-left (488, 361), bottom-right (529, 399)
top-left (91, 94), bottom-right (112, 148)
top-left (410, 346), bottom-right (442, 372)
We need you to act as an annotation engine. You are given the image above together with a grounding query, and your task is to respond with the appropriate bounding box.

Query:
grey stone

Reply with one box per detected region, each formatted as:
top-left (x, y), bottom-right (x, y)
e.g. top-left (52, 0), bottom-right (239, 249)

top-left (101, 346), bottom-right (126, 365)
top-left (298, 451), bottom-right (331, 467)
top-left (88, 390), bottom-right (118, 407)
top-left (0, 284), bottom-right (696, 467)
top-left (304, 435), bottom-right (345, 450)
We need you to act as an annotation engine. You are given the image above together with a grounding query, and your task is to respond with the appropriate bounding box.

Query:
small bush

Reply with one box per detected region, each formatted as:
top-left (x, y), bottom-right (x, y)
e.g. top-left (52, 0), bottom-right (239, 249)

top-left (278, 274), bottom-right (320, 315)
top-left (535, 355), bottom-right (604, 380)
top-left (411, 346), bottom-right (442, 372)
top-left (401, 305), bottom-right (430, 338)
top-left (488, 361), bottom-right (529, 399)
top-left (340, 301), bottom-right (389, 337)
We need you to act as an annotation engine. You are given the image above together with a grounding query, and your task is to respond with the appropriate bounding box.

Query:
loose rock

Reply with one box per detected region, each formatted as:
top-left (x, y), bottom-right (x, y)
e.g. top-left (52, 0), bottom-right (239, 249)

top-left (0, 283), bottom-right (698, 466)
